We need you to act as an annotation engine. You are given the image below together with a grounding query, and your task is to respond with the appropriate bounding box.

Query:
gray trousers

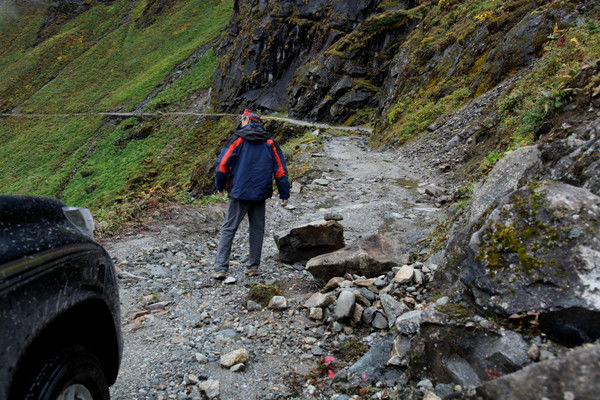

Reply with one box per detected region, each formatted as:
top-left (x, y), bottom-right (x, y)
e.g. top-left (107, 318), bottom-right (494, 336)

top-left (213, 197), bottom-right (266, 272)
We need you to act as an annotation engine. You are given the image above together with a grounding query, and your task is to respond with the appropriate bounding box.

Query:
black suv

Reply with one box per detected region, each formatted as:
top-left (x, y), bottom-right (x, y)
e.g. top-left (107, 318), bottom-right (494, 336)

top-left (0, 196), bottom-right (122, 400)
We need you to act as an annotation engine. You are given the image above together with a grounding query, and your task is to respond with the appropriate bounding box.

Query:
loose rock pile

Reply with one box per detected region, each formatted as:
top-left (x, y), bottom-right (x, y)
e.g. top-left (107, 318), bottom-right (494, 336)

top-left (302, 262), bottom-right (438, 332)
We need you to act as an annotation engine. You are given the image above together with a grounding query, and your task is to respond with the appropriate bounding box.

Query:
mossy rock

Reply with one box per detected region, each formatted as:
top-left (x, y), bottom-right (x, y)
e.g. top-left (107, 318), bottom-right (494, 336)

top-left (461, 182), bottom-right (600, 345)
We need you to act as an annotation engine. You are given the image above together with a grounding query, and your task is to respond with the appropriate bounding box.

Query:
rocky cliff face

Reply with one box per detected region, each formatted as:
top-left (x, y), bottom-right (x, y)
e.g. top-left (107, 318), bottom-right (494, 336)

top-left (212, 0), bottom-right (391, 114)
top-left (213, 0), bottom-right (588, 127)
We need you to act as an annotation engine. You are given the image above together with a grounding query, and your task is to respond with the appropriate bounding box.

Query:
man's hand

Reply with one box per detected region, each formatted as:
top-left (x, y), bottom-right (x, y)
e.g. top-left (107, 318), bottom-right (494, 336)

top-left (218, 190), bottom-right (225, 196)
top-left (281, 199), bottom-right (288, 207)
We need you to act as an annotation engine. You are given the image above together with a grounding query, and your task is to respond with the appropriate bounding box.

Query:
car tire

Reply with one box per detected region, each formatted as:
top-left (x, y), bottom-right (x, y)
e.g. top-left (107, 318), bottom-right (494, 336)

top-left (23, 347), bottom-right (109, 400)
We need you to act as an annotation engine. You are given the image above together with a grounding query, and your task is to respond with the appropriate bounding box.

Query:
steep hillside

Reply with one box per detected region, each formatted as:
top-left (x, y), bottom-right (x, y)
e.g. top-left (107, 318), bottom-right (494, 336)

top-left (0, 0), bottom-right (234, 231)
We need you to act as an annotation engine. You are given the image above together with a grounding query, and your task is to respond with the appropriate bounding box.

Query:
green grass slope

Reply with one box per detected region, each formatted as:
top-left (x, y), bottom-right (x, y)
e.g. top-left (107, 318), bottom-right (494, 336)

top-left (0, 0), bottom-right (234, 228)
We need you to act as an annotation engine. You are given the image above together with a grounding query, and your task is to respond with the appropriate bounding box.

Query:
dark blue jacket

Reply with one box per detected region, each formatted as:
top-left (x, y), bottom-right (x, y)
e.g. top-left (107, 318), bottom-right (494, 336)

top-left (215, 123), bottom-right (290, 201)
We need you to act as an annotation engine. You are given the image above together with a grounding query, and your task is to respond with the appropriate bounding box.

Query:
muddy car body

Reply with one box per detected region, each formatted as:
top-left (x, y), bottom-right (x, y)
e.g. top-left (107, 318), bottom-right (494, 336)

top-left (0, 195), bottom-right (121, 400)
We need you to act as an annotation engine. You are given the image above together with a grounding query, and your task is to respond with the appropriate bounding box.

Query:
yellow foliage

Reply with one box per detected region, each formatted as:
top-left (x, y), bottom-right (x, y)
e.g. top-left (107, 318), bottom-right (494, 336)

top-left (438, 0), bottom-right (451, 11)
top-left (475, 11), bottom-right (493, 23)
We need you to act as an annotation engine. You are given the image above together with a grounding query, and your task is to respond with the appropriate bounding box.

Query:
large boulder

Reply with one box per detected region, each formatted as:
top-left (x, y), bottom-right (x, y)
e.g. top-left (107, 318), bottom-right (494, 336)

top-left (274, 220), bottom-right (344, 263)
top-left (468, 146), bottom-right (541, 225)
top-left (306, 234), bottom-right (408, 282)
top-left (456, 344), bottom-right (600, 400)
top-left (461, 182), bottom-right (600, 345)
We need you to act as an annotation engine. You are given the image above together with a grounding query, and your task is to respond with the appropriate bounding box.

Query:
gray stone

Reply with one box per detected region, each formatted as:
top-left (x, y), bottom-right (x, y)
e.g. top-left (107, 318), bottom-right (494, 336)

top-left (527, 344), bottom-right (540, 361)
top-left (274, 220), bottom-right (344, 263)
top-left (446, 354), bottom-right (482, 386)
top-left (246, 300), bottom-right (262, 311)
top-left (435, 383), bottom-right (455, 398)
top-left (230, 363), bottom-right (245, 372)
top-left (311, 345), bottom-right (325, 356)
top-left (268, 296), bottom-right (288, 310)
top-left (358, 287), bottom-right (377, 302)
top-left (307, 234), bottom-right (408, 282)
top-left (362, 306), bottom-right (376, 324)
top-left (473, 345), bottom-right (600, 400)
top-left (198, 380), bottom-right (219, 399)
top-left (471, 330), bottom-right (530, 373)
top-left (387, 335), bottom-right (411, 366)
top-left (305, 292), bottom-right (333, 308)
top-left (394, 265), bottom-right (414, 284)
top-left (394, 310), bottom-right (422, 335)
top-left (417, 379), bottom-right (434, 392)
top-left (380, 293), bottom-right (409, 329)
top-left (414, 269), bottom-right (423, 285)
top-left (324, 213), bottom-right (343, 221)
top-left (334, 290), bottom-right (355, 320)
top-left (374, 277), bottom-right (387, 287)
top-left (371, 311), bottom-right (388, 329)
top-left (215, 329), bottom-right (238, 341)
top-left (291, 181), bottom-right (303, 194)
top-left (435, 296), bottom-right (449, 306)
top-left (195, 353), bottom-right (208, 364)
top-left (314, 178), bottom-right (330, 186)
top-left (349, 335), bottom-right (407, 385)
top-left (223, 276), bottom-right (236, 285)
top-left (309, 307), bottom-right (323, 320)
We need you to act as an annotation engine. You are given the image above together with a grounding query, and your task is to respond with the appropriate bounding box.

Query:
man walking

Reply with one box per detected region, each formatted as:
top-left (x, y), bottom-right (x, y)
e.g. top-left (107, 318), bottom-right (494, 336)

top-left (212, 109), bottom-right (290, 279)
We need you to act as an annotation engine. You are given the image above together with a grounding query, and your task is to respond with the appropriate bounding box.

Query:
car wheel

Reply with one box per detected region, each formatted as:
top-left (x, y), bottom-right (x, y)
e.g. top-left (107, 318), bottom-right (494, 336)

top-left (23, 347), bottom-right (109, 400)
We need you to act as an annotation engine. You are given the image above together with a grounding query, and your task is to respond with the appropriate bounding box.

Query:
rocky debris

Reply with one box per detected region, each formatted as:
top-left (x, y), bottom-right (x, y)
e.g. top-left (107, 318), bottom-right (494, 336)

top-left (306, 234), bottom-right (408, 282)
top-left (455, 345), bottom-right (600, 400)
top-left (106, 119), bottom-right (600, 400)
top-left (462, 182), bottom-right (600, 345)
top-left (220, 349), bottom-right (249, 368)
top-left (267, 295), bottom-right (288, 310)
top-left (274, 220), bottom-right (344, 263)
top-left (198, 379), bottom-right (220, 399)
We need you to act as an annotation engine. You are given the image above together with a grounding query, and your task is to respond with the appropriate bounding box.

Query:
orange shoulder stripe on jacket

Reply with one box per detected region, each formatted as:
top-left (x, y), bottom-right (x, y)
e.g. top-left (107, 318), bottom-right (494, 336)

top-left (267, 139), bottom-right (285, 178)
top-left (218, 137), bottom-right (243, 173)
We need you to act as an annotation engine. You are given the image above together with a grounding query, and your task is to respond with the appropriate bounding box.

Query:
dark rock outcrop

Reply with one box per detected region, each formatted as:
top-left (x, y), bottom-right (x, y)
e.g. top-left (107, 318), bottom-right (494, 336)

top-left (451, 345), bottom-right (600, 400)
top-left (274, 220), bottom-right (344, 263)
top-left (348, 334), bottom-right (407, 385)
top-left (212, 0), bottom-right (385, 114)
top-left (411, 326), bottom-right (530, 387)
top-left (306, 234), bottom-right (408, 282)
